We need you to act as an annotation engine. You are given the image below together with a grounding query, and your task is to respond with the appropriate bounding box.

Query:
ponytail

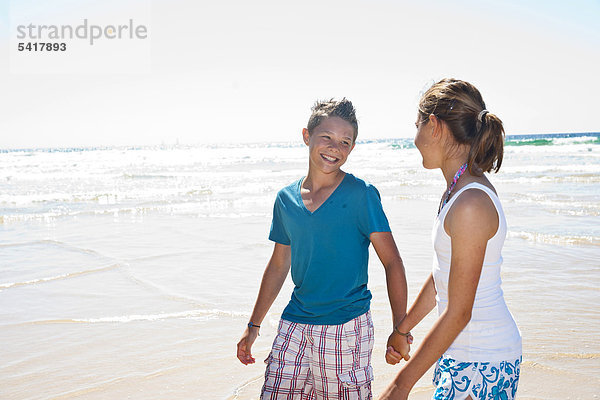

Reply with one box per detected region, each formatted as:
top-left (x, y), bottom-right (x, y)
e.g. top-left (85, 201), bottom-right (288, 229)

top-left (468, 111), bottom-right (505, 174)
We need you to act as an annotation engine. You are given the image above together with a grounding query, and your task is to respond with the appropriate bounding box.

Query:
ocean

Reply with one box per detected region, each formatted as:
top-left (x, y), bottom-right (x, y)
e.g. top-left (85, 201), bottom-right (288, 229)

top-left (1, 133), bottom-right (599, 399)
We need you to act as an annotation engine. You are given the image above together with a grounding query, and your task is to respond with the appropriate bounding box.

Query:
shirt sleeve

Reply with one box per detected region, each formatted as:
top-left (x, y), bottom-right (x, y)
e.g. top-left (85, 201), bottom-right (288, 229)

top-left (268, 193), bottom-right (291, 245)
top-left (358, 184), bottom-right (391, 237)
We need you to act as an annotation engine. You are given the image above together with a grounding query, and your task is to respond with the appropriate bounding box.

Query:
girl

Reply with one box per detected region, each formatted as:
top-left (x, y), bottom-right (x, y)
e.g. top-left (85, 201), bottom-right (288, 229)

top-left (381, 79), bottom-right (521, 400)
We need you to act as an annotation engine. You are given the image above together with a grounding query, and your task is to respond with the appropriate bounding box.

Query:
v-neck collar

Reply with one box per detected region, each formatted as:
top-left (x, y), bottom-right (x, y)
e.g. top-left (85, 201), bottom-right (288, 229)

top-left (297, 173), bottom-right (349, 215)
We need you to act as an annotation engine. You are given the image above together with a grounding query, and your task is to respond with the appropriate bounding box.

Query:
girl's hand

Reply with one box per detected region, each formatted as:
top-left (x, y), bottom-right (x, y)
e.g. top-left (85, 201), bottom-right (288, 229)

top-left (379, 382), bottom-right (411, 400)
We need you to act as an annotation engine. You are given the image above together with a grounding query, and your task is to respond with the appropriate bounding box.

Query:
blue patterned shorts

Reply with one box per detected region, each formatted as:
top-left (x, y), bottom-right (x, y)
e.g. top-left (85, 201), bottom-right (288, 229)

top-left (432, 356), bottom-right (521, 400)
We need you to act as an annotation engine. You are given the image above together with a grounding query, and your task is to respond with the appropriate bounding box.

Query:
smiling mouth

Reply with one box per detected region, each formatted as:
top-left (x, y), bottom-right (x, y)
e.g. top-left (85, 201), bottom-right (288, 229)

top-left (321, 154), bottom-right (339, 163)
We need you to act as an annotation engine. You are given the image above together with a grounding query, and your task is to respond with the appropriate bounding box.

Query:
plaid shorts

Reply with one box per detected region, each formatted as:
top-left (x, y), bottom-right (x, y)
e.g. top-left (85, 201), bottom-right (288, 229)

top-left (261, 311), bottom-right (374, 400)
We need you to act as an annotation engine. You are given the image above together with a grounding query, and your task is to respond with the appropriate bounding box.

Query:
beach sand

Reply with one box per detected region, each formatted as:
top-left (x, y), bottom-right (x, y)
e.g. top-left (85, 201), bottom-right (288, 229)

top-left (1, 140), bottom-right (599, 399)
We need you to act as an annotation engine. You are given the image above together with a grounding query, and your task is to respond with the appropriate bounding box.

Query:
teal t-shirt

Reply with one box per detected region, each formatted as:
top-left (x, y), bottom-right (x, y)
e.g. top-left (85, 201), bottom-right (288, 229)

top-left (269, 173), bottom-right (391, 325)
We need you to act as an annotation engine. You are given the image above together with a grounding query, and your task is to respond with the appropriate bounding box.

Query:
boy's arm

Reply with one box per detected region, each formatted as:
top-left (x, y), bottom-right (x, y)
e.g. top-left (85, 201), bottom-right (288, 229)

top-left (236, 242), bottom-right (291, 365)
top-left (370, 232), bottom-right (410, 360)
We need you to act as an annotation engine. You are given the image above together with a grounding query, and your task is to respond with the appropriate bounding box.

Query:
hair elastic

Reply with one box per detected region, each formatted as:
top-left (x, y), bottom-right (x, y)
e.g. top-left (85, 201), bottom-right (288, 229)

top-left (477, 109), bottom-right (489, 122)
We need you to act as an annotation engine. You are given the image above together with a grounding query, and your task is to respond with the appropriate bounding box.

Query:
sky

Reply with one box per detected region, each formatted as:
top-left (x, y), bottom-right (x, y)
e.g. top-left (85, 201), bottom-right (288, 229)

top-left (0, 0), bottom-right (599, 149)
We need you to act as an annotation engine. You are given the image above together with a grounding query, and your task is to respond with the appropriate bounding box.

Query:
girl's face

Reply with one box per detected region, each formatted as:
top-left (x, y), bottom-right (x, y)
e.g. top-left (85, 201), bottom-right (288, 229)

top-left (414, 114), bottom-right (441, 169)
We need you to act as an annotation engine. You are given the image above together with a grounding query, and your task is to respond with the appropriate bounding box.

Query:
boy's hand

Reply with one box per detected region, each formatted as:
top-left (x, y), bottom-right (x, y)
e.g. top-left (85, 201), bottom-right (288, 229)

top-left (385, 331), bottom-right (413, 365)
top-left (236, 327), bottom-right (259, 365)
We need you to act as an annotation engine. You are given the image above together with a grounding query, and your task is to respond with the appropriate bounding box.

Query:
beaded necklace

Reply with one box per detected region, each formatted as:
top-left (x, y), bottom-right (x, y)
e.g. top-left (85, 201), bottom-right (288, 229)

top-left (438, 162), bottom-right (468, 215)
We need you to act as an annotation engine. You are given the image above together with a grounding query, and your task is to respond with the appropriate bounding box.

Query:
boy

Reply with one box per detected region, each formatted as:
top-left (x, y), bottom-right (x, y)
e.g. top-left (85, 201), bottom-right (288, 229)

top-left (236, 98), bottom-right (410, 399)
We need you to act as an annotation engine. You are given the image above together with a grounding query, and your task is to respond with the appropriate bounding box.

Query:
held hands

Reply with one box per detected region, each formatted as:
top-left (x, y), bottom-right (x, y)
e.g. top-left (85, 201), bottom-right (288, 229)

top-left (236, 326), bottom-right (259, 365)
top-left (381, 331), bottom-right (413, 400)
top-left (385, 329), bottom-right (413, 365)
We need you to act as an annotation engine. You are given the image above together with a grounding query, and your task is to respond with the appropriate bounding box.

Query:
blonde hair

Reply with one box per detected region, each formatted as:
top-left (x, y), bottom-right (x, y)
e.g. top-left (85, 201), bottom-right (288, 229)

top-left (419, 79), bottom-right (504, 174)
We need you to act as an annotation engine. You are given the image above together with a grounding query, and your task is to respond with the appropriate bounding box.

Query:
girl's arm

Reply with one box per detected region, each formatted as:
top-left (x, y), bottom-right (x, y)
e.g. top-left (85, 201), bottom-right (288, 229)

top-left (236, 242), bottom-right (291, 365)
top-left (385, 273), bottom-right (437, 364)
top-left (379, 190), bottom-right (498, 399)
top-left (400, 273), bottom-right (437, 332)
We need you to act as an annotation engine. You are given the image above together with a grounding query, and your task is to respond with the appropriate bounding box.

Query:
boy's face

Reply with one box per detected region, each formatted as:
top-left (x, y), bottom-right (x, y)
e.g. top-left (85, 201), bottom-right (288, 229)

top-left (302, 116), bottom-right (355, 174)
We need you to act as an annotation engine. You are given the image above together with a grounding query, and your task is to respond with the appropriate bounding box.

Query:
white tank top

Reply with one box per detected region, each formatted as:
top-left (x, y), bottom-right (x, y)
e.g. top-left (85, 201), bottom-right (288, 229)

top-left (433, 182), bottom-right (522, 362)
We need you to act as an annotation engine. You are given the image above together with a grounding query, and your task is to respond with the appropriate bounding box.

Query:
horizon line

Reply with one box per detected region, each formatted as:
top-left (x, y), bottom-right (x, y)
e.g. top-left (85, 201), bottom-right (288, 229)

top-left (1, 132), bottom-right (599, 153)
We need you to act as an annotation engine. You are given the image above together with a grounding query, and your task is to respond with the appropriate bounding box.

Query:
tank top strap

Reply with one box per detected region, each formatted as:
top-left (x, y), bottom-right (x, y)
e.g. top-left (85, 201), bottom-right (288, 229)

top-left (439, 182), bottom-right (505, 239)
top-left (439, 182), bottom-right (503, 221)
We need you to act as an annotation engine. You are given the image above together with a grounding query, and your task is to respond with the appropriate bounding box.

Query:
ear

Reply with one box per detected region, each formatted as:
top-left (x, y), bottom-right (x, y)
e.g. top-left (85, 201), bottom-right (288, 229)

top-left (302, 128), bottom-right (310, 145)
top-left (429, 114), bottom-right (442, 138)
